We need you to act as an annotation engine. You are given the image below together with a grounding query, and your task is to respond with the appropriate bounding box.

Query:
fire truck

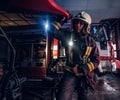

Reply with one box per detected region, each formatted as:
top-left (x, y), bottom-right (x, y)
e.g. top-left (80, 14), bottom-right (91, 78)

top-left (90, 22), bottom-right (119, 74)
top-left (0, 0), bottom-right (71, 99)
top-left (92, 19), bottom-right (120, 74)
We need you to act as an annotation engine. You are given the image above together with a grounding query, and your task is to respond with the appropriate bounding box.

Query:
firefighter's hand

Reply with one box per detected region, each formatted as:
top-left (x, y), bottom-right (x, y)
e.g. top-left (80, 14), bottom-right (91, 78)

top-left (53, 10), bottom-right (72, 30)
top-left (72, 64), bottom-right (79, 75)
top-left (55, 16), bottom-right (67, 25)
top-left (52, 16), bottom-right (66, 30)
top-left (56, 10), bottom-right (72, 25)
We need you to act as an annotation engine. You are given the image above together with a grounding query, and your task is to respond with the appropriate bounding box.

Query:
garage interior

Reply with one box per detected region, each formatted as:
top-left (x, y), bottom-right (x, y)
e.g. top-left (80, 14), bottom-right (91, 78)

top-left (0, 0), bottom-right (120, 100)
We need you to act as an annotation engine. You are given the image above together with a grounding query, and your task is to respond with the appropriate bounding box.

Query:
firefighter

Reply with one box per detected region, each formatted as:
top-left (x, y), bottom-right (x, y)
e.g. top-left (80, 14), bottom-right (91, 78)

top-left (50, 11), bottom-right (100, 100)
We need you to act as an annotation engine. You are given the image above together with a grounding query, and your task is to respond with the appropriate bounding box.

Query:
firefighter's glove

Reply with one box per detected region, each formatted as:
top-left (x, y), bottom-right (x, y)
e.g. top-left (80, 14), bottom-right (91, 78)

top-left (53, 10), bottom-right (72, 30)
top-left (72, 64), bottom-right (85, 76)
top-left (78, 67), bottom-right (86, 75)
top-left (55, 10), bottom-right (72, 25)
top-left (72, 64), bottom-right (80, 75)
top-left (82, 57), bottom-right (90, 64)
top-left (52, 16), bottom-right (66, 30)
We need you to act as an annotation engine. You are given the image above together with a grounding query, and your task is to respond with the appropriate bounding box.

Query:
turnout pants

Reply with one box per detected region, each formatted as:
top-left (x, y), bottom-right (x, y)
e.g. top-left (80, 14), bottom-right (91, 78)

top-left (56, 71), bottom-right (88, 100)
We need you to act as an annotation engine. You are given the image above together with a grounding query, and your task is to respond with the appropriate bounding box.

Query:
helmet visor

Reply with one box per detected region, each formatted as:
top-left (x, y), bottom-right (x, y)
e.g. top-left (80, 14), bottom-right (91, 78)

top-left (72, 19), bottom-right (84, 25)
top-left (72, 19), bottom-right (84, 32)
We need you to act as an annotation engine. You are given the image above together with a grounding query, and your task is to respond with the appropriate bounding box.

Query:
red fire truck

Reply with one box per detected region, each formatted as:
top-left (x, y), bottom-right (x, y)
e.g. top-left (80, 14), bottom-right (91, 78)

top-left (91, 21), bottom-right (120, 74)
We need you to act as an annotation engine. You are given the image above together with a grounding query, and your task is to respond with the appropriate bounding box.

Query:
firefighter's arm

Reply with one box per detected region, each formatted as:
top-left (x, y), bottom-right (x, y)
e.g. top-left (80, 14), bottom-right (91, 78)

top-left (49, 16), bottom-right (66, 40)
top-left (48, 11), bottom-right (72, 40)
top-left (81, 43), bottom-right (100, 72)
top-left (52, 10), bottom-right (72, 30)
top-left (50, 16), bottom-right (71, 40)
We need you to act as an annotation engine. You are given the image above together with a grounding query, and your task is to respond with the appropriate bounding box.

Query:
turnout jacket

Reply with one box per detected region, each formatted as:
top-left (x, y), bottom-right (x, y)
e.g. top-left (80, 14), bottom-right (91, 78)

top-left (50, 24), bottom-right (100, 73)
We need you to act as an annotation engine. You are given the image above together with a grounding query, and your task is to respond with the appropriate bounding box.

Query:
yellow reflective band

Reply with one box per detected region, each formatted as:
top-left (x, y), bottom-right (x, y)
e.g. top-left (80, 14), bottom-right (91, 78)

top-left (87, 47), bottom-right (92, 57)
top-left (52, 23), bottom-right (60, 30)
top-left (87, 62), bottom-right (95, 72)
top-left (89, 62), bottom-right (95, 71)
top-left (55, 22), bottom-right (61, 28)
top-left (87, 63), bottom-right (92, 72)
top-left (83, 46), bottom-right (90, 58)
top-left (83, 46), bottom-right (92, 58)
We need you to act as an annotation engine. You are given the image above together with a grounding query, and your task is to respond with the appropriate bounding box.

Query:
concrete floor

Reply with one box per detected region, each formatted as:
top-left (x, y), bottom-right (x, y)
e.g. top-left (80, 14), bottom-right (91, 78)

top-left (21, 73), bottom-right (120, 100)
top-left (87, 73), bottom-right (120, 100)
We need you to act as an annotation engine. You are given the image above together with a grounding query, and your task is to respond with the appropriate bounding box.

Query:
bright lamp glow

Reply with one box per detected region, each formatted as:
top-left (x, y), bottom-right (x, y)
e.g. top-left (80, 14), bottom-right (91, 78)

top-left (69, 41), bottom-right (73, 46)
top-left (44, 21), bottom-right (49, 31)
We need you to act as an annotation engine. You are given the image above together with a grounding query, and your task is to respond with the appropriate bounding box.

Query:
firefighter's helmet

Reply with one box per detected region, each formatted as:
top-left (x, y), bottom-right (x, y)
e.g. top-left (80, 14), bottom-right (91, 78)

top-left (72, 11), bottom-right (92, 33)
top-left (73, 11), bottom-right (92, 25)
